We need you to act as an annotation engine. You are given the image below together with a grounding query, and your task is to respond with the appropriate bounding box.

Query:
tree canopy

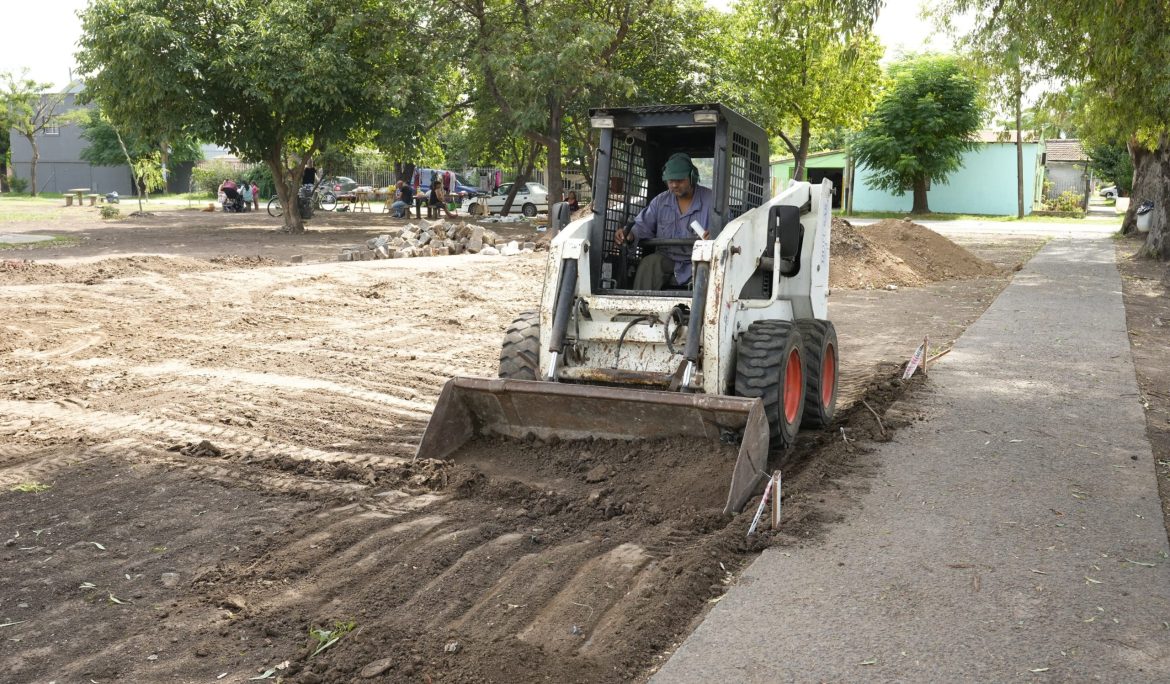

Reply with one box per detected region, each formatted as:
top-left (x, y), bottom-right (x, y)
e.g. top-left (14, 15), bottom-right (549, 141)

top-left (721, 0), bottom-right (883, 181)
top-left (78, 109), bottom-right (201, 169)
top-left (941, 0), bottom-right (1170, 255)
top-left (851, 54), bottom-right (982, 214)
top-left (76, 0), bottom-right (428, 230)
top-left (2, 70), bottom-right (82, 196)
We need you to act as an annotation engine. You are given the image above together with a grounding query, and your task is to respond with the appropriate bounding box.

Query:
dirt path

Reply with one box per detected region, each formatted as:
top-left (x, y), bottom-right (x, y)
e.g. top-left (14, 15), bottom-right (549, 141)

top-left (0, 211), bottom-right (1048, 682)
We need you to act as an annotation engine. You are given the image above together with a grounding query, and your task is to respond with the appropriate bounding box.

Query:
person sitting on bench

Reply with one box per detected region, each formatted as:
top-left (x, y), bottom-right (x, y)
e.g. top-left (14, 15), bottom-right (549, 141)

top-left (613, 153), bottom-right (711, 290)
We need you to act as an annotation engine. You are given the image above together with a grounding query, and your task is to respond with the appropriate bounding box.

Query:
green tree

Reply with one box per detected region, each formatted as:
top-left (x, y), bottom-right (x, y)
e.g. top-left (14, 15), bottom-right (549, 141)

top-left (1, 71), bottom-right (83, 196)
top-left (850, 54), bottom-right (982, 214)
top-left (78, 109), bottom-right (201, 170)
top-left (1087, 142), bottom-right (1135, 197)
top-left (721, 0), bottom-right (883, 181)
top-left (942, 0), bottom-right (1170, 256)
top-left (461, 0), bottom-right (649, 213)
top-left (77, 0), bottom-right (422, 232)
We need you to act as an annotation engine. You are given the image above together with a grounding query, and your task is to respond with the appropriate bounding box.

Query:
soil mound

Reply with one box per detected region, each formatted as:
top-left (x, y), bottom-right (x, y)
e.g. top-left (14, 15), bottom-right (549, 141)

top-left (830, 218), bottom-right (922, 289)
top-left (829, 217), bottom-right (999, 290)
top-left (0, 255), bottom-right (278, 285)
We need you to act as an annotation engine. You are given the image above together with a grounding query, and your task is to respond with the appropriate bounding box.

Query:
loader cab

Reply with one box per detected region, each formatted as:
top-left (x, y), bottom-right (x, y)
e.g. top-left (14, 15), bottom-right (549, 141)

top-left (587, 103), bottom-right (769, 295)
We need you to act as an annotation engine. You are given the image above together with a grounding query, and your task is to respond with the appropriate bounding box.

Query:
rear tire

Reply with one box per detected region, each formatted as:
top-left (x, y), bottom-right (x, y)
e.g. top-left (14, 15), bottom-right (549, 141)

top-left (735, 320), bottom-right (804, 447)
top-left (794, 319), bottom-right (839, 428)
top-left (319, 192), bottom-right (337, 211)
top-left (469, 202), bottom-right (485, 216)
top-left (522, 202), bottom-right (537, 217)
top-left (267, 196), bottom-right (281, 217)
top-left (499, 311), bottom-right (541, 379)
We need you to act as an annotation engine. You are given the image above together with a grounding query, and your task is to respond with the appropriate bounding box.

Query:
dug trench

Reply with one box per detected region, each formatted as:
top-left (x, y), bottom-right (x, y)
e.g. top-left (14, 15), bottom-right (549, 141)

top-left (0, 221), bottom-right (1043, 682)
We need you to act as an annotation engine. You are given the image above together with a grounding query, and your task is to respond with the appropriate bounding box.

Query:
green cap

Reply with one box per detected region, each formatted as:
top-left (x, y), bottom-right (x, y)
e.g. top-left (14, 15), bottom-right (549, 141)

top-left (663, 153), bottom-right (694, 181)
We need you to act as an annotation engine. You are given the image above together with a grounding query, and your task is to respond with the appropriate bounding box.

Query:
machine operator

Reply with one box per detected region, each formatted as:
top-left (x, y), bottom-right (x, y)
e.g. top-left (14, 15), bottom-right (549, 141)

top-left (613, 152), bottom-right (712, 290)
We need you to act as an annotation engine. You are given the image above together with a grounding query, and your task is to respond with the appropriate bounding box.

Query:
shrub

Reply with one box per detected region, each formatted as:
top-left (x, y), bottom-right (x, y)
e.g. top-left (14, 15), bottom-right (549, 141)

top-left (241, 165), bottom-right (275, 198)
top-left (8, 177), bottom-right (29, 194)
top-left (99, 205), bottom-right (120, 219)
top-left (1049, 189), bottom-right (1084, 213)
top-left (191, 159), bottom-right (256, 195)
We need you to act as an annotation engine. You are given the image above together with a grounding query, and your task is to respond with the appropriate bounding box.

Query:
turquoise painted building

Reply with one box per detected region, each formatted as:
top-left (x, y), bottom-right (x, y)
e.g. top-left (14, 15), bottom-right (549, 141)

top-left (771, 136), bottom-right (1044, 216)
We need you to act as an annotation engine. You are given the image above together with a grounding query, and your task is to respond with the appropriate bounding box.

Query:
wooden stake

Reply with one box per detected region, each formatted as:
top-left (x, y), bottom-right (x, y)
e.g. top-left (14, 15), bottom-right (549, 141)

top-left (770, 472), bottom-right (782, 529)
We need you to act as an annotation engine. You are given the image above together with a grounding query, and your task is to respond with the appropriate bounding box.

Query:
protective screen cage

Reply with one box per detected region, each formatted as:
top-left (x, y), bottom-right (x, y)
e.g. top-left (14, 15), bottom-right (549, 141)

top-left (729, 131), bottom-right (766, 221)
top-left (603, 135), bottom-right (650, 264)
top-left (587, 104), bottom-right (770, 293)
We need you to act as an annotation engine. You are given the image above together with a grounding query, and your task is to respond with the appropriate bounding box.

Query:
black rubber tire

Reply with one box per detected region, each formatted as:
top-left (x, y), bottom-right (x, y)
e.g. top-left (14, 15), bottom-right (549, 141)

top-left (468, 202), bottom-right (485, 216)
top-left (522, 202), bottom-right (537, 217)
top-left (267, 196), bottom-right (281, 217)
top-left (794, 319), bottom-right (839, 428)
top-left (499, 311), bottom-right (541, 379)
top-left (735, 320), bottom-right (805, 447)
top-left (319, 192), bottom-right (337, 212)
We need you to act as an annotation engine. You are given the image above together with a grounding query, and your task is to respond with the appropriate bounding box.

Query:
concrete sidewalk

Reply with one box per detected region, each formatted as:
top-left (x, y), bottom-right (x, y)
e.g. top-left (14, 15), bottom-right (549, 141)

top-left (655, 238), bottom-right (1170, 682)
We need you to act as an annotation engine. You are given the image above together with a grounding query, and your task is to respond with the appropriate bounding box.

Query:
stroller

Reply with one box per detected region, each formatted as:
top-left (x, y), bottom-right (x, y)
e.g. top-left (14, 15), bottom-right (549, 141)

top-left (222, 194), bottom-right (247, 212)
top-left (222, 184), bottom-right (248, 212)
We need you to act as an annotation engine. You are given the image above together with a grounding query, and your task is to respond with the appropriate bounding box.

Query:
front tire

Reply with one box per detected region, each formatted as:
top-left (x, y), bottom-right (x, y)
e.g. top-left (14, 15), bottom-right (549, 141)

top-left (267, 196), bottom-right (281, 218)
top-left (499, 311), bottom-right (541, 379)
top-left (794, 319), bottom-right (839, 428)
top-left (735, 320), bottom-right (804, 447)
top-left (319, 192), bottom-right (337, 211)
top-left (522, 202), bottom-right (537, 217)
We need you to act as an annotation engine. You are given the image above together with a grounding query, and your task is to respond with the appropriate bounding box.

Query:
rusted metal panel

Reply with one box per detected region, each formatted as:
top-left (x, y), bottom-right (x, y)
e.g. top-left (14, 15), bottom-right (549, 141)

top-left (558, 366), bottom-right (677, 387)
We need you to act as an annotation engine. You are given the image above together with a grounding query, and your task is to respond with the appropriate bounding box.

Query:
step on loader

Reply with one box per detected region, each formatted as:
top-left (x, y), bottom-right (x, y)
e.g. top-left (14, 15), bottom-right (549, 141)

top-left (417, 104), bottom-right (839, 515)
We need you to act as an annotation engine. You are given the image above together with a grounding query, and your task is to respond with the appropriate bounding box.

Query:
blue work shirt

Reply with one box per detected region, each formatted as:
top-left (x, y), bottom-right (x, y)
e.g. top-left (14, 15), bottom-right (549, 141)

top-left (631, 185), bottom-right (712, 285)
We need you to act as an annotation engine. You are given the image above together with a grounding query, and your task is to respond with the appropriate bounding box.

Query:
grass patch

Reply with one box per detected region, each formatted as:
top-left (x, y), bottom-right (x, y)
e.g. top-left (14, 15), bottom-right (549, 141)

top-left (0, 236), bottom-right (78, 250)
top-left (309, 620), bottom-right (357, 657)
top-left (841, 210), bottom-right (1123, 224)
top-left (840, 210), bottom-right (1009, 221)
top-left (11, 482), bottom-right (51, 493)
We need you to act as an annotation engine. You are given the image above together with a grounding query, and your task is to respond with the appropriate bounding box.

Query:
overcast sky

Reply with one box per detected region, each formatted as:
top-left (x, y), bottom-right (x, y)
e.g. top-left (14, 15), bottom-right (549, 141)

top-left (1, 0), bottom-right (953, 90)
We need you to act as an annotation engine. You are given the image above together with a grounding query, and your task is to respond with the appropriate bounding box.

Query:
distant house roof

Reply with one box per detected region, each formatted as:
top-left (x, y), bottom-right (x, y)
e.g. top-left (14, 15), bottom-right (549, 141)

top-left (971, 130), bottom-right (1040, 143)
top-left (1045, 139), bottom-right (1088, 162)
top-left (770, 149), bottom-right (845, 165)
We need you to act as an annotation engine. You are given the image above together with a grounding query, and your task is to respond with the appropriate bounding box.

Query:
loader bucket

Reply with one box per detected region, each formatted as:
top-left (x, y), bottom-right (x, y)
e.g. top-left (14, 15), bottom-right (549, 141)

top-left (416, 377), bottom-right (771, 515)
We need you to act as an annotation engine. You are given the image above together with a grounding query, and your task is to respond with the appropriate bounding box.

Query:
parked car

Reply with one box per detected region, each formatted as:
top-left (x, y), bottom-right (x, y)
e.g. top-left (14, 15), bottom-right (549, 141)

top-left (466, 182), bottom-right (549, 217)
top-left (322, 176), bottom-right (359, 193)
top-left (1099, 185), bottom-right (1118, 200)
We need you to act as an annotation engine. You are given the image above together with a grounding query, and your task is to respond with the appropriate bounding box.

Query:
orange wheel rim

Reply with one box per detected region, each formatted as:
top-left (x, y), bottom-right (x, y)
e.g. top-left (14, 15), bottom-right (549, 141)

top-left (784, 349), bottom-right (802, 424)
top-left (822, 344), bottom-right (836, 408)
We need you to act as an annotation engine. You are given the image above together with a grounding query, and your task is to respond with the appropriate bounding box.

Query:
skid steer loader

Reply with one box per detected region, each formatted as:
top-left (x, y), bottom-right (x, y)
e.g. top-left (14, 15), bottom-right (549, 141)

top-left (416, 104), bottom-right (839, 515)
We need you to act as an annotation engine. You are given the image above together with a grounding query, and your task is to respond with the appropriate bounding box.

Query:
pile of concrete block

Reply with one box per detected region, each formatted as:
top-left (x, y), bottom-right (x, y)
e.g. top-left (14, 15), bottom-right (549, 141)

top-left (338, 220), bottom-right (538, 261)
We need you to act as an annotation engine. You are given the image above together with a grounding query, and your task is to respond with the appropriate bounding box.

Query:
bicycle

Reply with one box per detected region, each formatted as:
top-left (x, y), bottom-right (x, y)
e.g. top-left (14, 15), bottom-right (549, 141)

top-left (267, 186), bottom-right (338, 217)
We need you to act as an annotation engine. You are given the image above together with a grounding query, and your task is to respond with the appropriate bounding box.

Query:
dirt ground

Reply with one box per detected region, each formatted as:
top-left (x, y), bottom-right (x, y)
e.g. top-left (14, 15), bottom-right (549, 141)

top-left (0, 204), bottom-right (1059, 682)
top-left (1115, 235), bottom-right (1170, 552)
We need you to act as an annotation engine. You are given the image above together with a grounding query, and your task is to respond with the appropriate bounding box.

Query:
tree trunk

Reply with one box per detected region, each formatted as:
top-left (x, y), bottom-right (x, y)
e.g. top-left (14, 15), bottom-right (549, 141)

top-left (792, 119), bottom-right (812, 182)
top-left (911, 176), bottom-right (930, 214)
top-left (546, 96), bottom-right (563, 208)
top-left (27, 136), bottom-right (39, 197)
top-left (1124, 134), bottom-right (1170, 259)
top-left (501, 142), bottom-right (541, 216)
top-left (570, 117), bottom-right (596, 190)
top-left (1015, 90), bottom-right (1025, 219)
top-left (111, 126), bottom-right (142, 213)
top-left (268, 156), bottom-right (304, 233)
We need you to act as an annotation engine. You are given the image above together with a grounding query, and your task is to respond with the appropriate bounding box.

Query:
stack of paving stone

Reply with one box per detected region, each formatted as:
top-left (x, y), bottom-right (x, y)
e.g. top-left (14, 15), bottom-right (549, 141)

top-left (338, 220), bottom-right (538, 261)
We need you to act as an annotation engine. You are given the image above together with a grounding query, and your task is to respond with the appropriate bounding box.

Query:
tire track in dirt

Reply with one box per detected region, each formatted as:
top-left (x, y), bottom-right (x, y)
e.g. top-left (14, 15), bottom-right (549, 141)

top-left (0, 399), bottom-right (413, 488)
top-left (0, 243), bottom-right (1023, 683)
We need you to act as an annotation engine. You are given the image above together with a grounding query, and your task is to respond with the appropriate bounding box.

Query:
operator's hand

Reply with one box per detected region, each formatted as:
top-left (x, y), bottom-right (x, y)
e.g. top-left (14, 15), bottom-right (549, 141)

top-left (614, 228), bottom-right (632, 245)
